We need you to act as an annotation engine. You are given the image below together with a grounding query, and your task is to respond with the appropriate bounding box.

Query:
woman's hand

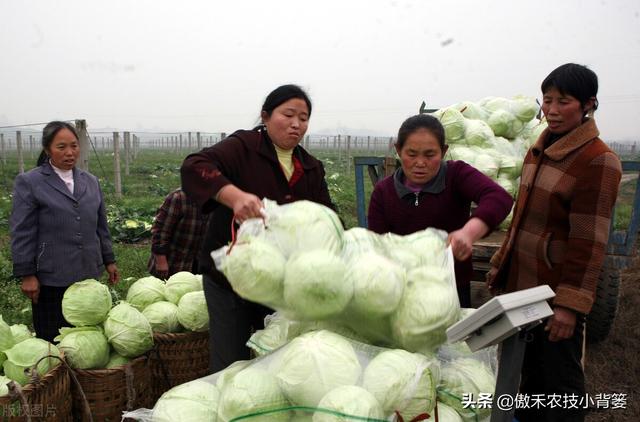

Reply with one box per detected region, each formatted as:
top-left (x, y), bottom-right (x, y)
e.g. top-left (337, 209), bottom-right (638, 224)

top-left (217, 185), bottom-right (264, 223)
top-left (545, 306), bottom-right (577, 341)
top-left (448, 229), bottom-right (474, 261)
top-left (153, 254), bottom-right (169, 280)
top-left (106, 263), bottom-right (120, 285)
top-left (21, 275), bottom-right (40, 304)
top-left (448, 218), bottom-right (489, 261)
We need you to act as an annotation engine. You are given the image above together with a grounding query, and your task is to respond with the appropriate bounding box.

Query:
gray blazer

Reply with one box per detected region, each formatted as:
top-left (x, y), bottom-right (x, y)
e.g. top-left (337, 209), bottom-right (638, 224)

top-left (10, 162), bottom-right (115, 287)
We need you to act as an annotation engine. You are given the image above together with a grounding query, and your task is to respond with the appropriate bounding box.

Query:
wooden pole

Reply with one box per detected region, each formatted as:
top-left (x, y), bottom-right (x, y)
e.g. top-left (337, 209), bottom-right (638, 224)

top-left (123, 131), bottom-right (130, 176)
top-left (179, 133), bottom-right (183, 151)
top-left (113, 132), bottom-right (122, 199)
top-left (188, 132), bottom-right (192, 150)
top-left (16, 131), bottom-right (24, 173)
top-left (75, 120), bottom-right (89, 171)
top-left (346, 135), bottom-right (351, 173)
top-left (0, 133), bottom-right (5, 165)
top-left (196, 132), bottom-right (202, 150)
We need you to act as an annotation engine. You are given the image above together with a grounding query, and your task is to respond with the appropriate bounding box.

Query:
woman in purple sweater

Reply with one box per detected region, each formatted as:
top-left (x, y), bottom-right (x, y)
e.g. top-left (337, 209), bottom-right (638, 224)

top-left (367, 114), bottom-right (513, 307)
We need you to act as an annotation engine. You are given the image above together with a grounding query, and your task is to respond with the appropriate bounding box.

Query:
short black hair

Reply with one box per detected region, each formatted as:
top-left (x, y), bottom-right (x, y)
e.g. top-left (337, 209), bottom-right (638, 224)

top-left (396, 114), bottom-right (446, 150)
top-left (262, 84), bottom-right (312, 118)
top-left (541, 63), bottom-right (598, 110)
top-left (36, 121), bottom-right (79, 166)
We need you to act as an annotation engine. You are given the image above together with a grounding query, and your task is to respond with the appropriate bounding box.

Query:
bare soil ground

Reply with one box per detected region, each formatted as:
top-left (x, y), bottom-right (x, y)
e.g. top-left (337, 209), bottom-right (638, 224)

top-left (470, 269), bottom-right (639, 421)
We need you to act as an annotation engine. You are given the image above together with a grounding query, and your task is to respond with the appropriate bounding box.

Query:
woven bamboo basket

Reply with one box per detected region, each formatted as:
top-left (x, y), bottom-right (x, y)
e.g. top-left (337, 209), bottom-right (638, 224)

top-left (0, 354), bottom-right (72, 422)
top-left (149, 331), bottom-right (209, 402)
top-left (70, 355), bottom-right (153, 422)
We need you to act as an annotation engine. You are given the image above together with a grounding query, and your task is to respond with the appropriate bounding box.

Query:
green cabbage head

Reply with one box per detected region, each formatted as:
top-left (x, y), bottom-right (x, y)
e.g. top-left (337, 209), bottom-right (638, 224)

top-left (218, 367), bottom-right (290, 422)
top-left (362, 349), bottom-right (438, 420)
top-left (346, 252), bottom-right (405, 317)
top-left (3, 338), bottom-right (61, 386)
top-left (270, 330), bottom-right (362, 407)
top-left (177, 291), bottom-right (209, 332)
top-left (126, 276), bottom-right (166, 311)
top-left (438, 358), bottom-right (496, 422)
top-left (0, 374), bottom-right (12, 396)
top-left (264, 200), bottom-right (344, 258)
top-left (105, 351), bottom-right (131, 369)
top-left (165, 272), bottom-right (202, 304)
top-left (152, 379), bottom-right (220, 422)
top-left (10, 325), bottom-right (32, 344)
top-left (142, 301), bottom-right (182, 333)
top-left (0, 315), bottom-right (13, 352)
top-left (464, 119), bottom-right (494, 147)
top-left (284, 251), bottom-right (351, 320)
top-left (391, 267), bottom-right (461, 353)
top-left (62, 279), bottom-right (113, 326)
top-left (313, 385), bottom-right (384, 421)
top-left (222, 237), bottom-right (286, 307)
top-left (104, 302), bottom-right (154, 357)
top-left (439, 108), bottom-right (467, 143)
top-left (54, 326), bottom-right (110, 369)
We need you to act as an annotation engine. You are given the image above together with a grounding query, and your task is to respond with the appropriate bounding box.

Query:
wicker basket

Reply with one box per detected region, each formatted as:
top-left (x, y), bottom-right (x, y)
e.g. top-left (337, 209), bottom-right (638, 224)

top-left (0, 355), bottom-right (72, 422)
top-left (149, 331), bottom-right (209, 402)
top-left (71, 355), bottom-right (153, 422)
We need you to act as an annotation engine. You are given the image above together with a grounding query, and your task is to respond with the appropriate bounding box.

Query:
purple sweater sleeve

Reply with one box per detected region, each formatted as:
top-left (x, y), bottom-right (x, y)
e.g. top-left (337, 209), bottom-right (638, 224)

top-left (452, 161), bottom-right (514, 230)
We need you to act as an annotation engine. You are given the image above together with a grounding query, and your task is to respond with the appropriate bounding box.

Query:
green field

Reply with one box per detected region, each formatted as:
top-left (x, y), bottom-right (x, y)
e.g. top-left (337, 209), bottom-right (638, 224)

top-left (0, 149), bottom-right (375, 327)
top-left (0, 148), bottom-right (635, 328)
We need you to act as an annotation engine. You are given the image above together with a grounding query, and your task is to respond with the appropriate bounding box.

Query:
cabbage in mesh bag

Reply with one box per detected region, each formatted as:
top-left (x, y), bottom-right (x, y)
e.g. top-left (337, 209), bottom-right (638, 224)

top-left (264, 200), bottom-right (344, 258)
top-left (218, 367), bottom-right (291, 422)
top-left (152, 379), bottom-right (220, 422)
top-left (362, 349), bottom-right (438, 420)
top-left (124, 330), bottom-right (455, 422)
top-left (438, 358), bottom-right (496, 422)
top-left (221, 237), bottom-right (287, 307)
top-left (346, 252), bottom-right (405, 317)
top-left (391, 267), bottom-right (461, 353)
top-left (269, 330), bottom-right (362, 408)
top-left (283, 251), bottom-right (351, 320)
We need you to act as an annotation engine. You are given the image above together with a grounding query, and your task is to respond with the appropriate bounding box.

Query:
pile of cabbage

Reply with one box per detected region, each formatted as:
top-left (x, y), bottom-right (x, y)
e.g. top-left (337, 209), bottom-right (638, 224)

top-left (1, 314), bottom-right (60, 393)
top-left (124, 330), bottom-right (497, 422)
top-left (53, 273), bottom-right (207, 371)
top-left (433, 96), bottom-right (547, 227)
top-left (213, 200), bottom-right (461, 355)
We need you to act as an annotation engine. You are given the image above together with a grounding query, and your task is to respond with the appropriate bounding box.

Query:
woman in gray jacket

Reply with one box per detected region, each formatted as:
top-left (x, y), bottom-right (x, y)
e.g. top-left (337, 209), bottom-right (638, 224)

top-left (10, 121), bottom-right (119, 342)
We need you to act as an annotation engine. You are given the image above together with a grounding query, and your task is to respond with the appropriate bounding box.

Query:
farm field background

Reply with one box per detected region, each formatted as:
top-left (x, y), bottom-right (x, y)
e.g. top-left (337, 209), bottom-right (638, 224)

top-left (0, 147), bottom-right (638, 420)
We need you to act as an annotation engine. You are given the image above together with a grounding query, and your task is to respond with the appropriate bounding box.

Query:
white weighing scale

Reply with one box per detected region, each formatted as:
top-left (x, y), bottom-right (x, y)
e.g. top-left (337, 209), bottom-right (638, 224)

top-left (446, 285), bottom-right (556, 422)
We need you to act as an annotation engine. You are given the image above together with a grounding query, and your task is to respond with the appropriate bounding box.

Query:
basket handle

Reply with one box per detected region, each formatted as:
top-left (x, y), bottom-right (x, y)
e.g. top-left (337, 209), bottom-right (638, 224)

top-left (7, 381), bottom-right (31, 422)
top-left (33, 354), bottom-right (95, 422)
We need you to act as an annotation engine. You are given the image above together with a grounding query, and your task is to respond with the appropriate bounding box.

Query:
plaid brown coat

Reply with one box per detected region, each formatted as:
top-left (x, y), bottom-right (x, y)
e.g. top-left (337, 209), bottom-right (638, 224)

top-left (489, 119), bottom-right (622, 314)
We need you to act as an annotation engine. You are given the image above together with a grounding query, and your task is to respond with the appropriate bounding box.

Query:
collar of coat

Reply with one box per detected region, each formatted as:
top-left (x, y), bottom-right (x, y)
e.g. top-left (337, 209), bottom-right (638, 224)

top-left (532, 118), bottom-right (600, 161)
top-left (393, 161), bottom-right (447, 199)
top-left (255, 129), bottom-right (319, 171)
top-left (38, 162), bottom-right (89, 200)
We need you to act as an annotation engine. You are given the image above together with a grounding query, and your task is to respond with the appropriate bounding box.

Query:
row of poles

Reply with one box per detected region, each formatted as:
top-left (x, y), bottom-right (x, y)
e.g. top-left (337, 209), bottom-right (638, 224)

top-left (0, 120), bottom-right (399, 197)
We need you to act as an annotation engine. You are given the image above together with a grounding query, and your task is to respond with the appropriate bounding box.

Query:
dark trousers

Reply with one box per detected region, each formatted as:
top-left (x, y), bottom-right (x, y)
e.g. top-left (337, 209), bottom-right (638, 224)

top-left (202, 274), bottom-right (272, 374)
top-left (515, 318), bottom-right (586, 422)
top-left (32, 285), bottom-right (70, 343)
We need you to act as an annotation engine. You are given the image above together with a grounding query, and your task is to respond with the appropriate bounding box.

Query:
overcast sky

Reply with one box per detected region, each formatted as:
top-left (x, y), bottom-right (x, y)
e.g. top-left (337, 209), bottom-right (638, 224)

top-left (1, 0), bottom-right (639, 140)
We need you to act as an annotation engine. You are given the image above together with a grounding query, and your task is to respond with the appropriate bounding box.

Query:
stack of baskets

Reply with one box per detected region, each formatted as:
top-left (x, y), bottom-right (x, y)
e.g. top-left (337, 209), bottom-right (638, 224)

top-left (149, 331), bottom-right (210, 402)
top-left (0, 355), bottom-right (72, 421)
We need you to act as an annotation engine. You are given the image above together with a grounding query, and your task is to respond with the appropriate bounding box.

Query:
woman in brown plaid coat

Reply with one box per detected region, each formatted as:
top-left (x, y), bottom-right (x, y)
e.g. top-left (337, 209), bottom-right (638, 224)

top-left (487, 64), bottom-right (622, 422)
